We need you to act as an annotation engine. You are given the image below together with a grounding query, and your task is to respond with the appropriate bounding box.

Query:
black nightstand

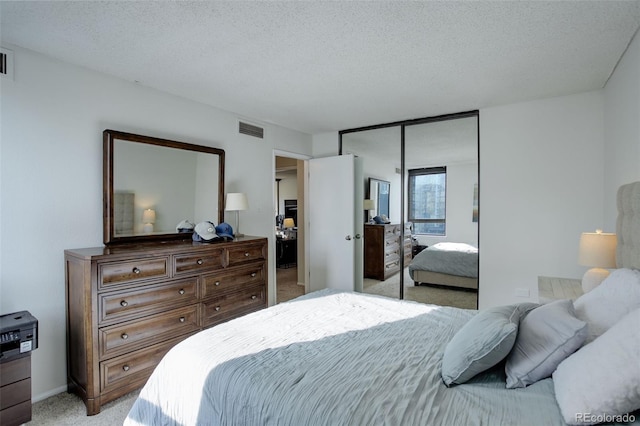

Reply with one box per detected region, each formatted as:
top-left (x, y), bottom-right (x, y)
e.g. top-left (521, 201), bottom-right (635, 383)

top-left (412, 244), bottom-right (428, 258)
top-left (276, 238), bottom-right (297, 268)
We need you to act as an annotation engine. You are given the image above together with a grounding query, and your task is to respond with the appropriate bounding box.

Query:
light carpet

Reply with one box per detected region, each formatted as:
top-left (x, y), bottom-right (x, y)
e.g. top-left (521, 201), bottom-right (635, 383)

top-left (364, 267), bottom-right (478, 310)
top-left (30, 390), bottom-right (138, 425)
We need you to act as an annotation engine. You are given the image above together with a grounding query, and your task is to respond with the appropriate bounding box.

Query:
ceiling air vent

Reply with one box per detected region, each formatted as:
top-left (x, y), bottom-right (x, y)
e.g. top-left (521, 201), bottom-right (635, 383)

top-left (0, 47), bottom-right (14, 80)
top-left (238, 121), bottom-right (264, 139)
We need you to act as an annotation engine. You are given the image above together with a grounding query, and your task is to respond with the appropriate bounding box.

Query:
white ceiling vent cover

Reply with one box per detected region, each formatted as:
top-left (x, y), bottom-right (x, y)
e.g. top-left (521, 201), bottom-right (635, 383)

top-left (238, 121), bottom-right (264, 139)
top-left (0, 47), bottom-right (14, 80)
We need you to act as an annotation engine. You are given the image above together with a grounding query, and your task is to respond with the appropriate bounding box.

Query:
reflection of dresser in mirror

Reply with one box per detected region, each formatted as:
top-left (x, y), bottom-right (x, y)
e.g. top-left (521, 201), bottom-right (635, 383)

top-left (364, 223), bottom-right (412, 280)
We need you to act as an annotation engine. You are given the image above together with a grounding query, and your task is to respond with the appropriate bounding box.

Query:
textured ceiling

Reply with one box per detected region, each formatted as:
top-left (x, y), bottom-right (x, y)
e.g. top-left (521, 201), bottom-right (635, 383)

top-left (1, 1), bottom-right (639, 134)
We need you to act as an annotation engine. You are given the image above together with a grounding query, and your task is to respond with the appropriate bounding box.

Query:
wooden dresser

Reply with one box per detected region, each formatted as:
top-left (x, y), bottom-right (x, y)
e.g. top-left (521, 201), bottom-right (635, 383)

top-left (364, 224), bottom-right (412, 281)
top-left (65, 236), bottom-right (268, 415)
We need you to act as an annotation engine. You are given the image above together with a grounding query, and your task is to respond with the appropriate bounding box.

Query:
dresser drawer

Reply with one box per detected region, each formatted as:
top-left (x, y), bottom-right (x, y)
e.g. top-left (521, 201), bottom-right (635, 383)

top-left (100, 278), bottom-right (198, 324)
top-left (384, 241), bottom-right (400, 255)
top-left (99, 258), bottom-right (168, 288)
top-left (384, 224), bottom-right (401, 237)
top-left (0, 355), bottom-right (30, 387)
top-left (201, 264), bottom-right (265, 299)
top-left (201, 285), bottom-right (266, 327)
top-left (0, 378), bottom-right (30, 410)
top-left (99, 305), bottom-right (199, 359)
top-left (174, 248), bottom-right (226, 275)
top-left (100, 335), bottom-right (189, 394)
top-left (227, 243), bottom-right (266, 267)
top-left (385, 258), bottom-right (401, 274)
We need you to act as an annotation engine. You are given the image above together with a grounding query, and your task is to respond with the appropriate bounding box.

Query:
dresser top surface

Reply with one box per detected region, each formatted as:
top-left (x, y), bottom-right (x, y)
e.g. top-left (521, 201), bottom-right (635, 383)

top-left (65, 235), bottom-right (267, 259)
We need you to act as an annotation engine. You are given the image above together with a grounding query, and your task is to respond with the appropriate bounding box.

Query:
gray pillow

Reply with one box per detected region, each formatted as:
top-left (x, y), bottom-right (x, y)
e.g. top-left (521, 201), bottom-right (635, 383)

top-left (441, 303), bottom-right (538, 386)
top-left (505, 299), bottom-right (587, 389)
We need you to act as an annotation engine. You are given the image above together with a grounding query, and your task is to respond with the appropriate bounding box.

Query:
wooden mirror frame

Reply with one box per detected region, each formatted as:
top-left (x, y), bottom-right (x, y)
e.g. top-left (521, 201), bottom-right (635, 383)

top-left (103, 129), bottom-right (225, 244)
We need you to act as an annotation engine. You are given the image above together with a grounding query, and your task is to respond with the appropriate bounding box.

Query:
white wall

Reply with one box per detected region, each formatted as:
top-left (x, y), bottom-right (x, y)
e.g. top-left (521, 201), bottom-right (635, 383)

top-left (0, 47), bottom-right (312, 400)
top-left (603, 31), bottom-right (640, 230)
top-left (312, 131), bottom-right (339, 157)
top-left (479, 90), bottom-right (605, 308)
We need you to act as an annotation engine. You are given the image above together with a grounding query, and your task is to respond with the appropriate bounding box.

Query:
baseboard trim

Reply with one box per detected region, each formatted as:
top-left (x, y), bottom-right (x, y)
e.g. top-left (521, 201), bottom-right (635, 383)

top-left (34, 385), bottom-right (67, 403)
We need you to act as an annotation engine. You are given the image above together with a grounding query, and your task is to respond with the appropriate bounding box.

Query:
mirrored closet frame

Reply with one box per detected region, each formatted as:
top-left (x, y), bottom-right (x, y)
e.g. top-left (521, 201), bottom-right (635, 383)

top-left (339, 110), bottom-right (480, 304)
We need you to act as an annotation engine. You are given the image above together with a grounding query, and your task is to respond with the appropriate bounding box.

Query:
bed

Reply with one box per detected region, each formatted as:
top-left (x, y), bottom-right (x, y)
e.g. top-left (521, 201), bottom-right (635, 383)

top-left (125, 182), bottom-right (640, 426)
top-left (409, 242), bottom-right (478, 290)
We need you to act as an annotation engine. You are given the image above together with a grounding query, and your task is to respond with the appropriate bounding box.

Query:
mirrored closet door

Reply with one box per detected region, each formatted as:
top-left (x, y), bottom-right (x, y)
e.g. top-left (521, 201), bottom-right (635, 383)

top-left (340, 111), bottom-right (479, 309)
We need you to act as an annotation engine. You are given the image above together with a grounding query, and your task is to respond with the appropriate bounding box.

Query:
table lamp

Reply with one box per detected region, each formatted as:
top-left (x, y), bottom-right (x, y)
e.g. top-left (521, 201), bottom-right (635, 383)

top-left (579, 229), bottom-right (617, 293)
top-left (363, 199), bottom-right (375, 223)
top-left (225, 193), bottom-right (249, 237)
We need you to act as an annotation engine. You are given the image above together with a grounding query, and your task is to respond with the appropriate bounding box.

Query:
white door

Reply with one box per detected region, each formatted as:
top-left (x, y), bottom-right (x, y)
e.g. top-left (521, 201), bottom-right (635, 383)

top-left (308, 154), bottom-right (360, 292)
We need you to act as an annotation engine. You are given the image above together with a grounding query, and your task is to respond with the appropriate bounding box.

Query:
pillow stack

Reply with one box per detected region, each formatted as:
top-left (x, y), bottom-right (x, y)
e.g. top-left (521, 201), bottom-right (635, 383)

top-left (440, 268), bottom-right (640, 425)
top-left (553, 268), bottom-right (640, 425)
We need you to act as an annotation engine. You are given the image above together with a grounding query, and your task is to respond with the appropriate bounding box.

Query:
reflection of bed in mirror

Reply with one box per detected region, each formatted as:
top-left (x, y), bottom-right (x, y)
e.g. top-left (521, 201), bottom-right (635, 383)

top-left (409, 242), bottom-right (478, 290)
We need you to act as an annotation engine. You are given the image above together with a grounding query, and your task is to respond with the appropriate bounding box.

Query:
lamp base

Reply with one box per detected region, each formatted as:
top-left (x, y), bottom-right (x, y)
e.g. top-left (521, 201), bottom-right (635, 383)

top-left (234, 233), bottom-right (245, 238)
top-left (582, 268), bottom-right (610, 293)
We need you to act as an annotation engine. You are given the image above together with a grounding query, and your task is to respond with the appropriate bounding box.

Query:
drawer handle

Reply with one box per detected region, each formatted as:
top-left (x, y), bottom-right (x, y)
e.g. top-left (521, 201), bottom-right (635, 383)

top-left (244, 252), bottom-right (250, 257)
top-left (215, 306), bottom-right (221, 311)
top-left (197, 259), bottom-right (204, 265)
top-left (132, 267), bottom-right (141, 274)
top-left (179, 289), bottom-right (185, 295)
top-left (250, 273), bottom-right (257, 278)
top-left (123, 365), bottom-right (130, 372)
top-left (121, 333), bottom-right (128, 340)
top-left (251, 295), bottom-right (257, 300)
top-left (179, 317), bottom-right (185, 323)
top-left (120, 300), bottom-right (128, 307)
top-left (215, 281), bottom-right (220, 286)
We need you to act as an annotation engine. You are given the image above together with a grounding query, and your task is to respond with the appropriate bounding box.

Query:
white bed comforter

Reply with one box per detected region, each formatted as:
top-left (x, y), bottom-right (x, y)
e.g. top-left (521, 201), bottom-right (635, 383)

top-left (125, 290), bottom-right (565, 426)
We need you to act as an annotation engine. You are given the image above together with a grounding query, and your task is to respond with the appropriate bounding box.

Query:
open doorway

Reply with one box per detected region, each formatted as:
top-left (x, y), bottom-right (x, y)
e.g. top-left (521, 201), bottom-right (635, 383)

top-left (274, 154), bottom-right (307, 303)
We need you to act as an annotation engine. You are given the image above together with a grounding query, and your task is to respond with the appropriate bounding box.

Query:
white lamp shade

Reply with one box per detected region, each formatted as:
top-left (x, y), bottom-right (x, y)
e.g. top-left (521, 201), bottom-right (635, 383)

top-left (225, 193), bottom-right (249, 211)
top-left (579, 230), bottom-right (617, 268)
top-left (142, 209), bottom-right (156, 224)
top-left (283, 218), bottom-right (295, 228)
top-left (363, 199), bottom-right (375, 210)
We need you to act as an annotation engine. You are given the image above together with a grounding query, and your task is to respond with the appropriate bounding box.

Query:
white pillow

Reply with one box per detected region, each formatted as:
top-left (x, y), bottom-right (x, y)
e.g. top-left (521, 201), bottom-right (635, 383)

top-left (505, 299), bottom-right (587, 388)
top-left (573, 268), bottom-right (640, 343)
top-left (552, 308), bottom-right (640, 425)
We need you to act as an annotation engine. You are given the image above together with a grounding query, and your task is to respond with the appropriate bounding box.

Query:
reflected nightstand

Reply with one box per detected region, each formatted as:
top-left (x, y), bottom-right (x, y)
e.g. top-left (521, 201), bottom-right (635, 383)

top-left (538, 276), bottom-right (583, 304)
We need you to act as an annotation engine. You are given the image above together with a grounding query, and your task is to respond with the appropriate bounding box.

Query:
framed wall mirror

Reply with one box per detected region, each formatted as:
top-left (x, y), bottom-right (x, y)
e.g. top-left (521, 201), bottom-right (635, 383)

top-left (103, 129), bottom-right (225, 244)
top-left (368, 178), bottom-right (390, 220)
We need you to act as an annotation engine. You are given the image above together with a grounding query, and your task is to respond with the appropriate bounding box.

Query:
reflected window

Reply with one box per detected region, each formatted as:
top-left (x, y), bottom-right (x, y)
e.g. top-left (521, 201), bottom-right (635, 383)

top-left (408, 167), bottom-right (446, 235)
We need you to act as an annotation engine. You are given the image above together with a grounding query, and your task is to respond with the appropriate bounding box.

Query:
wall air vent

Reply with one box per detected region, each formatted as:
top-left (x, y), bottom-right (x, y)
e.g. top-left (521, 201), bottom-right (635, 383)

top-left (0, 47), bottom-right (14, 80)
top-left (238, 121), bottom-right (264, 139)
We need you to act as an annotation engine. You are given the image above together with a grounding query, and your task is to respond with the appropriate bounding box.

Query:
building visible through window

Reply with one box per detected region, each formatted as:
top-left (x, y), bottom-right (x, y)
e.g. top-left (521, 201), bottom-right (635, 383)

top-left (408, 167), bottom-right (446, 235)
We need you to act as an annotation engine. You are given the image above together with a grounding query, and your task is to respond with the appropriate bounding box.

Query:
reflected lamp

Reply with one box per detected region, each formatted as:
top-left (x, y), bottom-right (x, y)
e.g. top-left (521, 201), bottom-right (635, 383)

top-left (142, 209), bottom-right (156, 234)
top-left (363, 199), bottom-right (375, 223)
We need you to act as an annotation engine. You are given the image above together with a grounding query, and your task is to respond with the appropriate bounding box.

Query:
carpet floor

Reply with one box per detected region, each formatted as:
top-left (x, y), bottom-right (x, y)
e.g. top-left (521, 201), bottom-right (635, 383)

top-left (364, 267), bottom-right (478, 310)
top-left (30, 390), bottom-right (138, 425)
